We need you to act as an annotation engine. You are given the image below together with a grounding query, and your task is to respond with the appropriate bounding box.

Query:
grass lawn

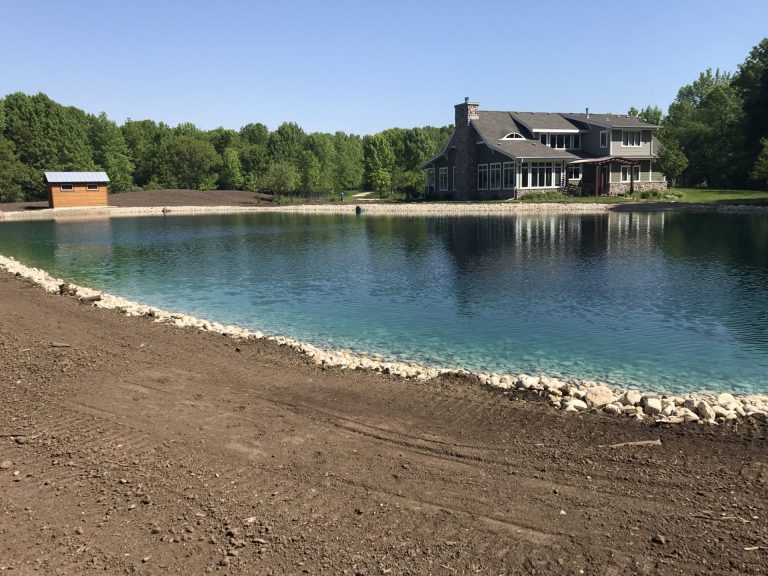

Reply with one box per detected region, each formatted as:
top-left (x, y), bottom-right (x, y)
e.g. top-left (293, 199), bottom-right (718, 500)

top-left (673, 188), bottom-right (768, 204)
top-left (509, 188), bottom-right (768, 205)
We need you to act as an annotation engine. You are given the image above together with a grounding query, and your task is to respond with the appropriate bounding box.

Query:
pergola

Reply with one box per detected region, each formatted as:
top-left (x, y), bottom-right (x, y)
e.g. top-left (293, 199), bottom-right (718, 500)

top-left (566, 156), bottom-right (637, 195)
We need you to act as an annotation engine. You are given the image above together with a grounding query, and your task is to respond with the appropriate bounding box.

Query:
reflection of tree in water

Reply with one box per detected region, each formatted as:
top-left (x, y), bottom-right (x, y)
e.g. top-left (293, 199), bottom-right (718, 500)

top-left (657, 212), bottom-right (768, 355)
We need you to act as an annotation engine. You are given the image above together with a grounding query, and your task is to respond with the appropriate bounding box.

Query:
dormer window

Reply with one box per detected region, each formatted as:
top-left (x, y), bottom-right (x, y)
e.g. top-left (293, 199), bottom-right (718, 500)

top-left (501, 132), bottom-right (524, 140)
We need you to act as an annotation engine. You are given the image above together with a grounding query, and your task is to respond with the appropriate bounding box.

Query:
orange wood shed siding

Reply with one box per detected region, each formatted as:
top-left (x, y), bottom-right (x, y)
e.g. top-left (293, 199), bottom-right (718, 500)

top-left (48, 183), bottom-right (109, 208)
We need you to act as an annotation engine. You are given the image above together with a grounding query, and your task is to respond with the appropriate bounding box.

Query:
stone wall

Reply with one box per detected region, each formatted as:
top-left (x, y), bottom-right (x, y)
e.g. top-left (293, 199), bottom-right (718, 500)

top-left (607, 181), bottom-right (667, 196)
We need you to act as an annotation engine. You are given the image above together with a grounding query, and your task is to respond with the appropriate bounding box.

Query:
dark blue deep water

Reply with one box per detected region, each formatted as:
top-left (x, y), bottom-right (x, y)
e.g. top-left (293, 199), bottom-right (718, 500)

top-left (1, 211), bottom-right (767, 394)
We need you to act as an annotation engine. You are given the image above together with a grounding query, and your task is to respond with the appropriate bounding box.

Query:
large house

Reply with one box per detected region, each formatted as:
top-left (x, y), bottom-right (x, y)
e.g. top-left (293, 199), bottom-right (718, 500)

top-left (421, 99), bottom-right (666, 199)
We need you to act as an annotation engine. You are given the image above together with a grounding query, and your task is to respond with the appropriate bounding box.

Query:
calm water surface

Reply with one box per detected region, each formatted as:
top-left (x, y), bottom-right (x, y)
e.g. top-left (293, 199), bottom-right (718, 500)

top-left (1, 211), bottom-right (767, 394)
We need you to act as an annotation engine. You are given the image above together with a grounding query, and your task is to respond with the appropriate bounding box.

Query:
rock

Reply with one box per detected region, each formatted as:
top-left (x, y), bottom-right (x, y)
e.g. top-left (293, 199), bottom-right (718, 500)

top-left (0, 461), bottom-right (11, 470)
top-left (603, 403), bottom-right (623, 416)
top-left (643, 397), bottom-right (662, 416)
top-left (564, 399), bottom-right (587, 412)
top-left (717, 392), bottom-right (737, 406)
top-left (651, 534), bottom-right (667, 545)
top-left (620, 390), bottom-right (642, 406)
top-left (75, 527), bottom-right (84, 535)
top-left (14, 436), bottom-right (26, 445)
top-left (696, 401), bottom-right (716, 421)
top-left (675, 407), bottom-right (700, 422)
top-left (585, 385), bottom-right (615, 409)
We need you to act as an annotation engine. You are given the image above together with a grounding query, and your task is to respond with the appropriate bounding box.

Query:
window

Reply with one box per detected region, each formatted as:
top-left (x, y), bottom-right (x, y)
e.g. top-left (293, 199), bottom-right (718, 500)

top-left (600, 131), bottom-right (609, 148)
top-left (501, 132), bottom-right (523, 140)
top-left (622, 130), bottom-right (641, 147)
top-left (60, 184), bottom-right (73, 191)
top-left (540, 134), bottom-right (547, 145)
top-left (620, 164), bottom-right (642, 182)
top-left (554, 164), bottom-right (562, 187)
top-left (426, 168), bottom-right (434, 192)
top-left (571, 134), bottom-right (581, 149)
top-left (502, 162), bottom-right (515, 189)
top-left (567, 164), bottom-right (581, 180)
top-left (489, 163), bottom-right (501, 189)
top-left (438, 167), bottom-right (448, 191)
top-left (554, 134), bottom-right (565, 149)
top-left (86, 183), bottom-right (99, 191)
top-left (477, 164), bottom-right (488, 190)
top-left (524, 162), bottom-right (553, 187)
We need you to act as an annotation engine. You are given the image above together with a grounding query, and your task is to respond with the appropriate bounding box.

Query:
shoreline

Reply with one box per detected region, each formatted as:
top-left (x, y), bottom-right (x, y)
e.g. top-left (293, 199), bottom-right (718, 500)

top-left (2, 199), bottom-right (768, 221)
top-left (2, 250), bottom-right (766, 427)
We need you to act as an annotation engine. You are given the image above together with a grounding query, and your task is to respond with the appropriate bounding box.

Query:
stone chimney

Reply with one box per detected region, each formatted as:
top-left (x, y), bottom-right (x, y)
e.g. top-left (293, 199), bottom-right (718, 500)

top-left (452, 98), bottom-right (479, 200)
top-left (455, 97), bottom-right (480, 127)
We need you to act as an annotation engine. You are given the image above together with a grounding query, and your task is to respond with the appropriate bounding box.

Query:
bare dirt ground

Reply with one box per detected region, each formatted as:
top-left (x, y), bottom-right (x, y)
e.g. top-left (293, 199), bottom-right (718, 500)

top-left (1, 273), bottom-right (768, 574)
top-left (0, 190), bottom-right (272, 212)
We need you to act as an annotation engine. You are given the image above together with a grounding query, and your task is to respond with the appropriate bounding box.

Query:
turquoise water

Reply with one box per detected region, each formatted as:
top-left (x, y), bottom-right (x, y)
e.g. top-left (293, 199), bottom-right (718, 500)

top-left (1, 211), bottom-right (767, 394)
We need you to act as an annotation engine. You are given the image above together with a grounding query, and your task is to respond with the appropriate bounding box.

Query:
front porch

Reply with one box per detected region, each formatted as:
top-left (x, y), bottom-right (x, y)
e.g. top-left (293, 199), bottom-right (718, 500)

top-left (563, 157), bottom-right (639, 196)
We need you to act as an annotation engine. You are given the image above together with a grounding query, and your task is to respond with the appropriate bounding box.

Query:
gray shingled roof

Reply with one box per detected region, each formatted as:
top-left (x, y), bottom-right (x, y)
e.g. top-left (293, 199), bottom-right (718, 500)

top-left (563, 113), bottom-right (659, 129)
top-left (493, 140), bottom-right (579, 160)
top-left (44, 171), bottom-right (110, 183)
top-left (472, 113), bottom-right (578, 160)
top-left (509, 112), bottom-right (581, 132)
top-left (470, 112), bottom-right (522, 142)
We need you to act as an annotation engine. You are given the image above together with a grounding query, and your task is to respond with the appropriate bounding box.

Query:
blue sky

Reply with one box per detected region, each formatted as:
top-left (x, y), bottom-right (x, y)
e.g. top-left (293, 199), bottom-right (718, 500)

top-left (2, 0), bottom-right (766, 135)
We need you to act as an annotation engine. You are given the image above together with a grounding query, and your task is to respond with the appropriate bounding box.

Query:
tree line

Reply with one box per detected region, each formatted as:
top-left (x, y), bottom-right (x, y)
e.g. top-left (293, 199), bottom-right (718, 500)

top-left (0, 92), bottom-right (452, 202)
top-left (634, 38), bottom-right (768, 189)
top-left (1, 38), bottom-right (766, 202)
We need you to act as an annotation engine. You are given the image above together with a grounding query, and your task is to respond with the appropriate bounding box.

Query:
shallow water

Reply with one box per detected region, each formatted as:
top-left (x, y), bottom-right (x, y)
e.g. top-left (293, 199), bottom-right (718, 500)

top-left (1, 211), bottom-right (767, 394)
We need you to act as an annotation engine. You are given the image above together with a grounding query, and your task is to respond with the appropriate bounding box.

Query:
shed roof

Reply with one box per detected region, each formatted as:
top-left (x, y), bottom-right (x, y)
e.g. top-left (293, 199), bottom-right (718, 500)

top-left (44, 171), bottom-right (110, 183)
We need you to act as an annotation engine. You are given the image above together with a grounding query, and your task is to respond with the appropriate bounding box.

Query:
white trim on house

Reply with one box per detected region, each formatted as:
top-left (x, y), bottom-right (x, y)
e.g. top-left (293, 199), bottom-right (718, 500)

top-left (501, 132), bottom-right (524, 140)
top-left (477, 164), bottom-right (489, 190)
top-left (60, 184), bottom-right (74, 191)
top-left (86, 183), bottom-right (99, 191)
top-left (532, 129), bottom-right (580, 133)
top-left (489, 163), bottom-right (501, 190)
top-left (438, 167), bottom-right (448, 191)
top-left (502, 162), bottom-right (515, 189)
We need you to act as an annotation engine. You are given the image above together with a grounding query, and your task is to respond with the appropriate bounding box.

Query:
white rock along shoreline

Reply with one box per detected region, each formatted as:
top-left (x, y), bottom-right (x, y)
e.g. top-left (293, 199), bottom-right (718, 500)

top-left (2, 251), bottom-right (767, 427)
top-left (1, 200), bottom-right (768, 222)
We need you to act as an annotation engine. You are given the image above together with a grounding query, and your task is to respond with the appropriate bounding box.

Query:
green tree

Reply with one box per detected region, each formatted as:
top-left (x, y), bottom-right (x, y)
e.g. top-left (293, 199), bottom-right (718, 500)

top-left (751, 137), bottom-right (768, 190)
top-left (267, 122), bottom-right (305, 163)
top-left (261, 161), bottom-right (297, 195)
top-left (0, 136), bottom-right (35, 202)
top-left (219, 146), bottom-right (244, 190)
top-left (371, 168), bottom-right (392, 197)
top-left (90, 113), bottom-right (135, 192)
top-left (299, 150), bottom-right (322, 194)
top-left (333, 132), bottom-right (364, 191)
top-left (362, 133), bottom-right (394, 191)
top-left (239, 123), bottom-right (269, 146)
top-left (207, 127), bottom-right (240, 155)
top-left (170, 135), bottom-right (220, 190)
top-left (733, 38), bottom-right (768, 184)
top-left (657, 140), bottom-right (689, 187)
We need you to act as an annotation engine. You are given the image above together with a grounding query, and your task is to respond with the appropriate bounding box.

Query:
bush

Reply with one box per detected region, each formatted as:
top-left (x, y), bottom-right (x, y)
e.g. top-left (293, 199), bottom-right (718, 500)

top-left (633, 188), bottom-right (683, 200)
top-left (517, 190), bottom-right (571, 202)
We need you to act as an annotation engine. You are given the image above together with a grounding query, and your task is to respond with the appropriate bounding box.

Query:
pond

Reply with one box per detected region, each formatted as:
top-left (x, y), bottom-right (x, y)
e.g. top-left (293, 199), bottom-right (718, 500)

top-left (1, 210), bottom-right (767, 395)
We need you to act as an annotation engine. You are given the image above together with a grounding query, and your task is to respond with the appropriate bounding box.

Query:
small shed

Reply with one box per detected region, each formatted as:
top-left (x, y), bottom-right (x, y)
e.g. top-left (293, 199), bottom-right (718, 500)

top-left (44, 171), bottom-right (110, 208)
